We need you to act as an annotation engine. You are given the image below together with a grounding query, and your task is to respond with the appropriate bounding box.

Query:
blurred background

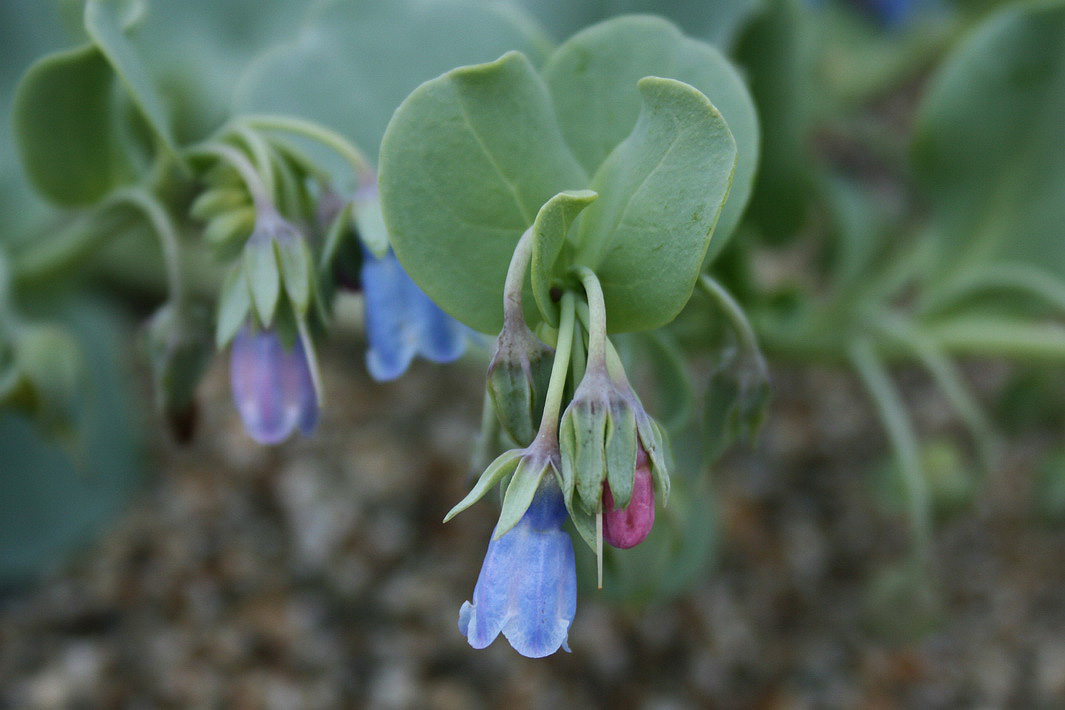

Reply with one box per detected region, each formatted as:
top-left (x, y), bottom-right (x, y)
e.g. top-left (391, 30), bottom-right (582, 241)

top-left (3, 0), bottom-right (1065, 708)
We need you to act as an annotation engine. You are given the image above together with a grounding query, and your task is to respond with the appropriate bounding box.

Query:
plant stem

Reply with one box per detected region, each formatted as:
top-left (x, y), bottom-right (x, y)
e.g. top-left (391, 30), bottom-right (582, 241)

top-left (537, 291), bottom-right (575, 439)
top-left (187, 142), bottom-right (272, 210)
top-left (574, 266), bottom-right (607, 369)
top-left (110, 187), bottom-right (185, 306)
top-left (230, 124), bottom-right (277, 199)
top-left (502, 228), bottom-right (534, 325)
top-left (920, 263), bottom-right (1065, 318)
top-left (241, 114), bottom-right (375, 185)
top-left (699, 275), bottom-right (765, 363)
top-left (848, 337), bottom-right (932, 564)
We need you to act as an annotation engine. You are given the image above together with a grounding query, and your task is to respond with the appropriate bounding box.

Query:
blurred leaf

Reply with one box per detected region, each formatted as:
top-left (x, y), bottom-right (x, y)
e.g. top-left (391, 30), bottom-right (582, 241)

top-left (734, 0), bottom-right (818, 239)
top-left (913, 1), bottom-right (1065, 276)
top-left (235, 0), bottom-right (550, 168)
top-left (84, 0), bottom-right (181, 159)
top-left (13, 43), bottom-right (133, 205)
top-left (511, 0), bottom-right (761, 49)
top-left (0, 301), bottom-right (144, 587)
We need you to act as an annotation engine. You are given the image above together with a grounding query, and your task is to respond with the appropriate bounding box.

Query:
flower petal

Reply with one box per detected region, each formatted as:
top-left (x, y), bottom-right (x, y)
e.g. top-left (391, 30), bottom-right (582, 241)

top-left (230, 327), bottom-right (317, 444)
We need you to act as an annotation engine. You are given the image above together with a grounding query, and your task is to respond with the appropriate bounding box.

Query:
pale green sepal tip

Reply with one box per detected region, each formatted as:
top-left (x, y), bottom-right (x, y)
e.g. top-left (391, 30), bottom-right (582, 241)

top-left (493, 459), bottom-right (552, 539)
top-left (216, 265), bottom-right (251, 348)
top-left (353, 198), bottom-right (390, 259)
top-left (242, 237), bottom-right (281, 326)
top-left (605, 409), bottom-right (638, 510)
top-left (442, 449), bottom-right (523, 523)
top-left (530, 189), bottom-right (598, 326)
top-left (277, 237), bottom-right (313, 317)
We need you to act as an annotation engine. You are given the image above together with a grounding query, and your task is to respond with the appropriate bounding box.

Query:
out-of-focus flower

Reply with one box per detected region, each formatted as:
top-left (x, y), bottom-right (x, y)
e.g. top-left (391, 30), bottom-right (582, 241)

top-left (230, 326), bottom-right (317, 444)
top-left (360, 248), bottom-right (467, 381)
top-left (602, 445), bottom-right (656, 549)
top-left (458, 477), bottom-right (577, 658)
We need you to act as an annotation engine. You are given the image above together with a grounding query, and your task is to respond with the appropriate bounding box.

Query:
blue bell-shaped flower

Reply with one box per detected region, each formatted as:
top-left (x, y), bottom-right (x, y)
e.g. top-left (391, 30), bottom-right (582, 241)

top-left (230, 326), bottom-right (318, 444)
top-left (360, 248), bottom-right (467, 381)
top-left (458, 477), bottom-right (577, 657)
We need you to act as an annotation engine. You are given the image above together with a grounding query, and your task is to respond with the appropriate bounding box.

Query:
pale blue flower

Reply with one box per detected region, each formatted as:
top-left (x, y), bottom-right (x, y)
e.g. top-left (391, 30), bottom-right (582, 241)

top-left (361, 249), bottom-right (467, 381)
top-left (458, 478), bottom-right (577, 657)
top-left (230, 326), bottom-right (317, 444)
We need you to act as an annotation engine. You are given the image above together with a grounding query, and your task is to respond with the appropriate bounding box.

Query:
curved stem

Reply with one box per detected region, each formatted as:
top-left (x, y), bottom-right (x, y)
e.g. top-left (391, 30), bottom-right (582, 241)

top-left (927, 317), bottom-right (1065, 361)
top-left (573, 266), bottom-right (607, 369)
top-left (240, 114), bottom-right (375, 185)
top-left (230, 124), bottom-right (277, 199)
top-left (875, 312), bottom-right (997, 470)
top-left (537, 291), bottom-right (575, 438)
top-left (186, 142), bottom-right (272, 210)
top-left (502, 228), bottom-right (535, 326)
top-left (921, 263), bottom-right (1065, 318)
top-left (109, 187), bottom-right (184, 306)
top-left (848, 337), bottom-right (932, 564)
top-left (700, 275), bottom-right (765, 361)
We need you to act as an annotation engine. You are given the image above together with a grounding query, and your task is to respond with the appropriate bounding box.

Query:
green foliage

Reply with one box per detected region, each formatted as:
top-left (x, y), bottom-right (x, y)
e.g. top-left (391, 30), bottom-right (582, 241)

top-left (381, 17), bottom-right (750, 334)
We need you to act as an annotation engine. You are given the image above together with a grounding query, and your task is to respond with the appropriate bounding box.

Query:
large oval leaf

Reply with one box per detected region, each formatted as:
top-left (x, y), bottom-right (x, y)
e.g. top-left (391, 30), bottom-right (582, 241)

top-left (13, 44), bottom-right (132, 206)
top-left (912, 1), bottom-right (1065, 275)
top-left (379, 51), bottom-right (588, 333)
top-left (575, 77), bottom-right (737, 332)
top-left (542, 15), bottom-right (758, 259)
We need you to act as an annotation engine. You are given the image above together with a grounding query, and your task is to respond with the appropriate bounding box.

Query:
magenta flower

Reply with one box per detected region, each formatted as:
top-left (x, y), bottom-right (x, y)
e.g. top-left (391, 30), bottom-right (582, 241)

top-left (602, 446), bottom-right (656, 549)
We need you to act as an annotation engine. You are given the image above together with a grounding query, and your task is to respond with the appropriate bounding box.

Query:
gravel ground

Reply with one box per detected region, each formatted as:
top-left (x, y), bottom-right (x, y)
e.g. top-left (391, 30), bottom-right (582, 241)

top-left (2, 337), bottom-right (1065, 710)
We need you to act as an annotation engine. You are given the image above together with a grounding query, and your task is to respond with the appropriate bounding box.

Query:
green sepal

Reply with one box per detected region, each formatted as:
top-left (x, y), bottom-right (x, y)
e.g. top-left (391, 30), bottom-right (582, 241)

top-left (530, 189), bottom-right (598, 326)
top-left (563, 486), bottom-right (598, 551)
top-left (215, 264), bottom-right (251, 348)
top-left (242, 234), bottom-right (281, 326)
top-left (277, 236), bottom-right (313, 317)
top-left (443, 448), bottom-right (523, 522)
top-left (570, 402), bottom-right (607, 514)
top-left (605, 405), bottom-right (638, 510)
top-left (495, 454), bottom-right (556, 538)
top-left (190, 187), bottom-right (250, 221)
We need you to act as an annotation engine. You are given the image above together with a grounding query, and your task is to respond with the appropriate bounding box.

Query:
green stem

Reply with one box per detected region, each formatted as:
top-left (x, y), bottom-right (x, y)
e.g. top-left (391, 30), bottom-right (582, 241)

top-left (920, 263), bottom-right (1065, 318)
top-left (110, 187), bottom-right (184, 306)
top-left (502, 228), bottom-right (534, 325)
top-left (875, 313), bottom-right (997, 470)
top-left (240, 114), bottom-right (375, 185)
top-left (848, 337), bottom-right (932, 563)
top-left (187, 142), bottom-right (272, 210)
top-left (537, 291), bottom-right (575, 439)
top-left (699, 275), bottom-right (765, 363)
top-left (230, 124), bottom-right (277, 199)
top-left (574, 266), bottom-right (607, 369)
top-left (297, 317), bottom-right (325, 409)
top-left (926, 317), bottom-right (1065, 361)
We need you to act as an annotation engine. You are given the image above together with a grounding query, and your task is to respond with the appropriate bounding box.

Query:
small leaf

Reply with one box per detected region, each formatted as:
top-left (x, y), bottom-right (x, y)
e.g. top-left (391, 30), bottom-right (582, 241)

top-left (13, 44), bottom-right (131, 205)
top-left (380, 51), bottom-right (588, 334)
top-left (353, 189), bottom-right (390, 258)
top-left (530, 189), bottom-right (598, 325)
top-left (574, 77), bottom-right (737, 332)
top-left (443, 448), bottom-right (523, 522)
top-left (216, 265), bottom-right (251, 348)
top-left (190, 187), bottom-right (249, 221)
top-left (243, 236), bottom-right (282, 326)
top-left (84, 0), bottom-right (181, 160)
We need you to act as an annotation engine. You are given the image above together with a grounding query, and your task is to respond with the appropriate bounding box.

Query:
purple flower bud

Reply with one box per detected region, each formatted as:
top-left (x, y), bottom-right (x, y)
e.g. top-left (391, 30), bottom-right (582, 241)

top-left (361, 249), bottom-right (467, 381)
top-left (602, 446), bottom-right (656, 549)
top-left (230, 326), bottom-right (318, 444)
top-left (458, 478), bottom-right (577, 658)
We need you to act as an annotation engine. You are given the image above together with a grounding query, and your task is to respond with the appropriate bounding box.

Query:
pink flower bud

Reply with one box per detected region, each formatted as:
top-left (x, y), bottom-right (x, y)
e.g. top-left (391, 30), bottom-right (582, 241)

top-left (602, 447), bottom-right (656, 549)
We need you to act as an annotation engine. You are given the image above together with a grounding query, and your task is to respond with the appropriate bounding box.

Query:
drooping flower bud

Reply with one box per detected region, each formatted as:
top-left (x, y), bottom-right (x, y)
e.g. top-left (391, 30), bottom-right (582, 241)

top-left (602, 446), bottom-right (656, 549)
top-left (230, 325), bottom-right (318, 444)
top-left (486, 322), bottom-right (553, 446)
